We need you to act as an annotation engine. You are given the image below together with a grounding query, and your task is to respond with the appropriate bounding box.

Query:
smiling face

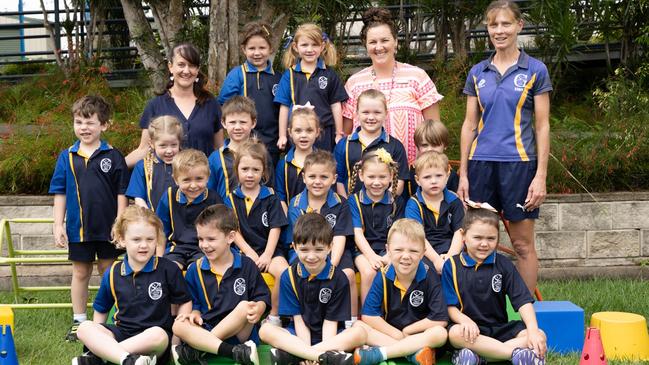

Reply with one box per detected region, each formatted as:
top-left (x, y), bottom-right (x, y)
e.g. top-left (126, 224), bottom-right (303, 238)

top-left (294, 240), bottom-right (331, 274)
top-left (357, 96), bottom-right (387, 135)
top-left (152, 132), bottom-right (181, 164)
top-left (197, 223), bottom-right (234, 262)
top-left (119, 220), bottom-right (158, 267)
top-left (463, 220), bottom-right (499, 263)
top-left (168, 53), bottom-right (199, 89)
top-left (243, 35), bottom-right (272, 69)
top-left (289, 116), bottom-right (319, 152)
top-left (73, 112), bottom-right (106, 146)
top-left (415, 165), bottom-right (449, 197)
top-left (174, 166), bottom-right (209, 201)
top-left (294, 36), bottom-right (324, 65)
top-left (303, 162), bottom-right (336, 199)
top-left (387, 232), bottom-right (424, 277)
top-left (359, 160), bottom-right (392, 201)
top-left (486, 8), bottom-right (523, 52)
top-left (365, 24), bottom-right (397, 67)
top-left (222, 112), bottom-right (256, 143)
top-left (237, 155), bottom-right (264, 190)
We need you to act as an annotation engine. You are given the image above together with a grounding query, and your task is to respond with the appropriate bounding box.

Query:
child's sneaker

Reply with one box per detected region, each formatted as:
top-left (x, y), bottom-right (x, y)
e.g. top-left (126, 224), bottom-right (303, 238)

top-left (121, 354), bottom-right (156, 365)
top-left (319, 350), bottom-right (354, 365)
top-left (451, 348), bottom-right (485, 365)
top-left (232, 340), bottom-right (260, 365)
top-left (71, 352), bottom-right (104, 365)
top-left (171, 342), bottom-right (207, 365)
top-left (269, 347), bottom-right (302, 365)
top-left (406, 347), bottom-right (435, 365)
top-left (353, 347), bottom-right (384, 365)
top-left (65, 321), bottom-right (81, 342)
top-left (511, 348), bottom-right (545, 365)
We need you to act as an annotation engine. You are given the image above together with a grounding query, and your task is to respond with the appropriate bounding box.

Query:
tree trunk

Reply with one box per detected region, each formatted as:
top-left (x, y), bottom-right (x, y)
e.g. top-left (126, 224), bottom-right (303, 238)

top-left (209, 0), bottom-right (229, 88)
top-left (120, 0), bottom-right (168, 93)
top-left (257, 0), bottom-right (289, 52)
top-left (228, 0), bottom-right (239, 68)
top-left (38, 0), bottom-right (66, 74)
top-left (148, 0), bottom-right (184, 60)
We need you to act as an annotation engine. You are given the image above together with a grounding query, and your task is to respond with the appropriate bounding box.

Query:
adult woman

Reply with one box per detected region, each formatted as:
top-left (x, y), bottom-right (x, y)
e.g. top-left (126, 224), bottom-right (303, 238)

top-left (126, 43), bottom-right (223, 167)
top-left (342, 7), bottom-right (443, 164)
top-left (457, 0), bottom-right (552, 294)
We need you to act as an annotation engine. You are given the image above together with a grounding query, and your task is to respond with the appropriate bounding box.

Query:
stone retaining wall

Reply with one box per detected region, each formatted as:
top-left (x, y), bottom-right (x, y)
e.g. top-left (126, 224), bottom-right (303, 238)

top-left (0, 194), bottom-right (647, 290)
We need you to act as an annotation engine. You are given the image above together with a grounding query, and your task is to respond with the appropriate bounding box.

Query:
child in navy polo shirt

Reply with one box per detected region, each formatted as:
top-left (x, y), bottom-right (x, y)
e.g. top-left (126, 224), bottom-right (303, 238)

top-left (275, 107), bottom-right (320, 212)
top-left (218, 21), bottom-right (282, 166)
top-left (442, 206), bottom-right (546, 365)
top-left (285, 150), bottom-right (358, 327)
top-left (172, 204), bottom-right (271, 365)
top-left (335, 89), bottom-right (409, 198)
top-left (275, 23), bottom-right (348, 152)
top-left (347, 148), bottom-right (405, 305)
top-left (126, 115), bottom-right (182, 213)
top-left (405, 151), bottom-right (464, 273)
top-left (208, 96), bottom-right (274, 201)
top-left (49, 95), bottom-right (129, 341)
top-left (404, 120), bottom-right (459, 199)
top-left (354, 218), bottom-right (448, 365)
top-left (259, 213), bottom-right (366, 365)
top-left (157, 149), bottom-right (222, 269)
top-left (73, 205), bottom-right (192, 365)
top-left (223, 139), bottom-right (288, 326)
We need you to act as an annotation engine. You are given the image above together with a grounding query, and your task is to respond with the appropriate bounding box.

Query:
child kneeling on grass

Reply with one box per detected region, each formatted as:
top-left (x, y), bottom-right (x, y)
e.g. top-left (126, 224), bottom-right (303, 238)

top-left (259, 213), bottom-right (367, 365)
top-left (353, 218), bottom-right (448, 365)
top-left (441, 205), bottom-right (547, 365)
top-left (73, 205), bottom-right (192, 365)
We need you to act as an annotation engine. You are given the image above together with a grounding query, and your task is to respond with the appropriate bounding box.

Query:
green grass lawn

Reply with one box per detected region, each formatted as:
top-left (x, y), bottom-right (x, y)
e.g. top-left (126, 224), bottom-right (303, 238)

top-left (1, 279), bottom-right (648, 365)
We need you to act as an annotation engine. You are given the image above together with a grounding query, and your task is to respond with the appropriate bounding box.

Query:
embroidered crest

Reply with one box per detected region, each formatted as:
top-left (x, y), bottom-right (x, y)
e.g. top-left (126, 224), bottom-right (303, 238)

top-left (148, 282), bottom-right (162, 300)
top-left (409, 290), bottom-right (424, 307)
top-left (386, 214), bottom-right (393, 227)
top-left (272, 83), bottom-right (279, 96)
top-left (319, 288), bottom-right (332, 303)
top-left (100, 158), bottom-right (112, 173)
top-left (318, 76), bottom-right (328, 89)
top-left (262, 212), bottom-right (269, 227)
top-left (492, 274), bottom-right (502, 293)
top-left (514, 74), bottom-right (528, 88)
top-left (234, 278), bottom-right (246, 296)
top-left (325, 213), bottom-right (337, 228)
top-left (477, 79), bottom-right (486, 88)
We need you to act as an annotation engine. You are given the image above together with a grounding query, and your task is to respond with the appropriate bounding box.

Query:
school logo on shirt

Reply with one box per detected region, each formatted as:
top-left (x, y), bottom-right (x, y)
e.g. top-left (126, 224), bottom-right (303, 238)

top-left (386, 214), bottom-right (393, 227)
top-left (318, 76), bottom-right (328, 90)
top-left (100, 158), bottom-right (112, 173)
top-left (272, 83), bottom-right (279, 96)
top-left (477, 79), bottom-right (486, 88)
top-left (325, 214), bottom-right (337, 228)
top-left (234, 278), bottom-right (246, 296)
top-left (492, 274), bottom-right (502, 293)
top-left (319, 288), bottom-right (332, 303)
top-left (262, 212), bottom-right (269, 227)
top-left (148, 282), bottom-right (163, 300)
top-left (409, 290), bottom-right (424, 307)
top-left (513, 74), bottom-right (528, 91)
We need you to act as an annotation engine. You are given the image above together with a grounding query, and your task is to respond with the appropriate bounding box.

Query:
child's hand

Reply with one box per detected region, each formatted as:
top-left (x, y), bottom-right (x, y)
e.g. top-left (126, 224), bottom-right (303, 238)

top-left (335, 133), bottom-right (345, 144)
top-left (457, 176), bottom-right (470, 206)
top-left (527, 329), bottom-right (547, 358)
top-left (368, 253), bottom-right (384, 270)
top-left (380, 254), bottom-right (390, 266)
top-left (256, 253), bottom-right (272, 272)
top-left (433, 256), bottom-right (445, 274)
top-left (277, 136), bottom-right (288, 150)
top-left (458, 320), bottom-right (480, 344)
top-left (439, 253), bottom-right (449, 261)
top-left (175, 313), bottom-right (189, 322)
top-left (188, 312), bottom-right (203, 326)
top-left (54, 224), bottom-right (68, 248)
top-left (246, 301), bottom-right (263, 323)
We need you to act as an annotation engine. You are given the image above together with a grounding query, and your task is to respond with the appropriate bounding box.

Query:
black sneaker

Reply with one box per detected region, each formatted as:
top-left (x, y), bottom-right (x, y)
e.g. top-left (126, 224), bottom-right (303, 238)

top-left (65, 321), bottom-right (81, 342)
top-left (269, 347), bottom-right (302, 365)
top-left (121, 354), bottom-right (157, 365)
top-left (171, 342), bottom-right (207, 365)
top-left (232, 340), bottom-right (260, 365)
top-left (71, 352), bottom-right (104, 365)
top-left (318, 350), bottom-right (354, 365)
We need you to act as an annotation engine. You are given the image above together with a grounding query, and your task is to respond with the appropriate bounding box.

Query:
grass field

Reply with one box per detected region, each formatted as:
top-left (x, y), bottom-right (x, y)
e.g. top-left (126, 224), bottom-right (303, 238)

top-left (1, 279), bottom-right (649, 364)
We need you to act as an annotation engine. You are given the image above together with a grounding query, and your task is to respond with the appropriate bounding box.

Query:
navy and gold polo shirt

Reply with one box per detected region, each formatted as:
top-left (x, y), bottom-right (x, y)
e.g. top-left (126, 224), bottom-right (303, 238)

top-left (403, 165), bottom-right (459, 199)
top-left (184, 248), bottom-right (271, 326)
top-left (441, 251), bottom-right (534, 327)
top-left (404, 187), bottom-right (464, 254)
top-left (348, 188), bottom-right (405, 254)
top-left (126, 155), bottom-right (176, 211)
top-left (278, 258), bottom-right (350, 344)
top-left (49, 140), bottom-right (129, 243)
top-left (362, 261), bottom-right (448, 330)
top-left (224, 185), bottom-right (288, 256)
top-left (334, 127), bottom-right (409, 195)
top-left (93, 255), bottom-right (191, 334)
top-left (156, 187), bottom-right (222, 248)
top-left (274, 147), bottom-right (308, 206)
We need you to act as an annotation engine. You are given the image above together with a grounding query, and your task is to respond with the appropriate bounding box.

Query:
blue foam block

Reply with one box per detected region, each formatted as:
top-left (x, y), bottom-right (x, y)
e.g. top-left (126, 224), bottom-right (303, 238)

top-left (533, 301), bottom-right (584, 354)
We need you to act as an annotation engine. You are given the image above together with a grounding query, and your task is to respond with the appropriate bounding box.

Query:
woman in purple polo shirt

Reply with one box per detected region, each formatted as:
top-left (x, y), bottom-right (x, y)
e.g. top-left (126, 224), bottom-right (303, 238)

top-left (457, 0), bottom-right (552, 294)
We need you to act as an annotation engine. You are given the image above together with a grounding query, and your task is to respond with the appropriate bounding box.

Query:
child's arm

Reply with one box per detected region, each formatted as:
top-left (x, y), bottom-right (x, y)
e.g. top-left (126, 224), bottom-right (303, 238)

top-left (424, 239), bottom-right (444, 273)
top-left (363, 315), bottom-right (405, 340)
top-left (293, 314), bottom-right (311, 345)
top-left (117, 194), bottom-right (127, 218)
top-left (176, 300), bottom-right (193, 318)
top-left (396, 179), bottom-right (405, 196)
top-left (448, 306), bottom-right (480, 344)
top-left (258, 227), bottom-right (281, 271)
top-left (321, 319), bottom-right (340, 343)
top-left (445, 200), bottom-right (466, 258)
top-left (92, 311), bottom-right (108, 324)
top-left (329, 235), bottom-right (346, 266)
top-left (53, 194), bottom-right (67, 248)
top-left (133, 198), bottom-right (149, 208)
top-left (402, 318), bottom-right (447, 335)
top-left (246, 301), bottom-right (267, 324)
top-left (354, 228), bottom-right (384, 270)
top-left (446, 230), bottom-right (464, 258)
top-left (336, 183), bottom-right (347, 198)
top-left (233, 232), bottom-right (260, 261)
top-left (331, 102), bottom-right (344, 143)
top-left (333, 141), bottom-right (348, 198)
top-left (519, 303), bottom-right (547, 356)
top-left (277, 105), bottom-right (289, 150)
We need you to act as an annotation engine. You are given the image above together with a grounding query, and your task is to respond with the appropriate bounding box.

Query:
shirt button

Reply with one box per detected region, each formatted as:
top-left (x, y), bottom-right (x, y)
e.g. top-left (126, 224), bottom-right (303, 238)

top-left (137, 286), bottom-right (141, 290)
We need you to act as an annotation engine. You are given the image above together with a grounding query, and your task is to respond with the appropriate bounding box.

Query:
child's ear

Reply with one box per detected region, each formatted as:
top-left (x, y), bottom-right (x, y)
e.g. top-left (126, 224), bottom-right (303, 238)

top-left (227, 230), bottom-right (237, 244)
top-left (251, 118), bottom-right (257, 128)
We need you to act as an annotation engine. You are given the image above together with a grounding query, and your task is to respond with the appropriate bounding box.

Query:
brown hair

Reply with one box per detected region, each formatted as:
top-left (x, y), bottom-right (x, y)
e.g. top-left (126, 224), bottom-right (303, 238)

top-left (112, 205), bottom-right (166, 249)
top-left (349, 149), bottom-right (400, 216)
top-left (413, 151), bottom-right (449, 176)
top-left (172, 149), bottom-right (210, 179)
top-left (195, 204), bottom-right (239, 233)
top-left (356, 88), bottom-right (387, 113)
top-left (387, 218), bottom-right (425, 249)
top-left (414, 119), bottom-right (449, 149)
top-left (303, 150), bottom-right (336, 175)
top-left (293, 213), bottom-right (333, 247)
top-left (71, 95), bottom-right (112, 125)
top-left (463, 207), bottom-right (500, 232)
top-left (289, 107), bottom-right (320, 130)
top-left (240, 21), bottom-right (273, 50)
top-left (283, 23), bottom-right (338, 68)
top-left (165, 43), bottom-right (214, 105)
top-left (221, 95), bottom-right (257, 122)
top-left (233, 138), bottom-right (270, 183)
top-left (485, 0), bottom-right (523, 23)
top-left (360, 7), bottom-right (397, 46)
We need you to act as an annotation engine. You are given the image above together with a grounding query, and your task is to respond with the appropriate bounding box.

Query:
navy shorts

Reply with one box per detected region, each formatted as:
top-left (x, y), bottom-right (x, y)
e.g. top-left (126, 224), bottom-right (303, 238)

top-left (478, 320), bottom-right (527, 343)
top-left (467, 160), bottom-right (539, 221)
top-left (94, 323), bottom-right (172, 364)
top-left (68, 241), bottom-right (123, 262)
top-left (164, 244), bottom-right (202, 269)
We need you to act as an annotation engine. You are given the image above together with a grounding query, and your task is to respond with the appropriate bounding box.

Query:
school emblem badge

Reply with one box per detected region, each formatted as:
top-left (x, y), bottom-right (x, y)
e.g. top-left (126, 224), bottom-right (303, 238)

top-left (409, 290), bottom-right (424, 307)
top-left (514, 74), bottom-right (528, 88)
top-left (272, 83), bottom-right (279, 96)
top-left (492, 274), bottom-right (502, 293)
top-left (386, 214), bottom-right (393, 227)
top-left (477, 78), bottom-right (486, 88)
top-left (262, 212), bottom-right (269, 227)
top-left (325, 214), bottom-right (337, 228)
top-left (318, 76), bottom-right (328, 89)
top-left (148, 282), bottom-right (162, 300)
top-left (100, 158), bottom-right (112, 173)
top-left (319, 288), bottom-right (332, 303)
top-left (234, 278), bottom-right (246, 296)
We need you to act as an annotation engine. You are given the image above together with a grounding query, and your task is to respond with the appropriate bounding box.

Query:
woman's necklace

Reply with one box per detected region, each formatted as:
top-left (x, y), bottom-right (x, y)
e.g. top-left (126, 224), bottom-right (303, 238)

top-left (371, 62), bottom-right (397, 105)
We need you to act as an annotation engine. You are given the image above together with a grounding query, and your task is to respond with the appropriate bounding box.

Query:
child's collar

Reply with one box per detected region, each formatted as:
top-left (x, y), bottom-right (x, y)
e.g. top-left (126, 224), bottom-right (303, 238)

top-left (460, 251), bottom-right (497, 267)
top-left (233, 185), bottom-right (272, 200)
top-left (243, 60), bottom-right (274, 74)
top-left (200, 247), bottom-right (241, 271)
top-left (349, 127), bottom-right (389, 144)
top-left (121, 255), bottom-right (158, 276)
top-left (293, 58), bottom-right (327, 72)
top-left (176, 188), bottom-right (209, 205)
top-left (296, 257), bottom-right (334, 280)
top-left (384, 261), bottom-right (428, 283)
top-left (358, 187), bottom-right (393, 205)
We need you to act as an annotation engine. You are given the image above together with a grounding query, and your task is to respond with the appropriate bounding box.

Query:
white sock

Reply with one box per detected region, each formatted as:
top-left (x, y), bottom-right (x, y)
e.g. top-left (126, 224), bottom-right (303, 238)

top-left (379, 347), bottom-right (387, 360)
top-left (267, 315), bottom-right (281, 325)
top-left (73, 313), bottom-right (87, 323)
top-left (119, 353), bottom-right (129, 364)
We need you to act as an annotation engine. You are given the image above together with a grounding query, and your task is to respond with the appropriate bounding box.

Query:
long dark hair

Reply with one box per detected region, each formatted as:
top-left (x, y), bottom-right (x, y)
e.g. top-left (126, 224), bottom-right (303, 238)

top-left (163, 43), bottom-right (213, 105)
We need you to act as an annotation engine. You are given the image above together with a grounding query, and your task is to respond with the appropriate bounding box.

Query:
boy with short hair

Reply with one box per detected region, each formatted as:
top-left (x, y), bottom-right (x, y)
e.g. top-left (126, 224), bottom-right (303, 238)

top-left (172, 204), bottom-right (271, 365)
top-left (156, 149), bottom-right (222, 270)
top-left (49, 95), bottom-right (129, 341)
top-left (207, 96), bottom-right (273, 201)
top-left (353, 218), bottom-right (448, 365)
top-left (259, 213), bottom-right (367, 365)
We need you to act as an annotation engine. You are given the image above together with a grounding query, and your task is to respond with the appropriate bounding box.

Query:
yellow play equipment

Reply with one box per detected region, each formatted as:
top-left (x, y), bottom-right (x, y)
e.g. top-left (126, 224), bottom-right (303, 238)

top-left (590, 311), bottom-right (649, 361)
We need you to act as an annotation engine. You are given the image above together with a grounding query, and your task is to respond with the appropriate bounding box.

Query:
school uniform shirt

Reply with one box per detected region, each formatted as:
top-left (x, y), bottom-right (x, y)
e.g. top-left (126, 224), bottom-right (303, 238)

top-left (278, 258), bottom-right (351, 343)
top-left (463, 50), bottom-right (553, 162)
top-left (348, 188), bottom-right (405, 253)
top-left (49, 140), bottom-right (129, 243)
top-left (403, 165), bottom-right (459, 199)
top-left (362, 261), bottom-right (448, 330)
top-left (334, 127), bottom-right (409, 195)
top-left (125, 155), bottom-right (176, 211)
top-left (218, 61), bottom-right (282, 153)
top-left (224, 185), bottom-right (288, 256)
top-left (274, 147), bottom-right (307, 206)
top-left (441, 251), bottom-right (534, 327)
top-left (140, 93), bottom-right (222, 158)
top-left (156, 187), bottom-right (222, 248)
top-left (93, 255), bottom-right (191, 334)
top-left (404, 187), bottom-right (464, 254)
top-left (184, 248), bottom-right (271, 326)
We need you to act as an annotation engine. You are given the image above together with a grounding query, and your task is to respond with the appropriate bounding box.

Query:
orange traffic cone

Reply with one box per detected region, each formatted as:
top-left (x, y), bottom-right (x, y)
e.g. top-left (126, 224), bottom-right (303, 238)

top-left (580, 327), bottom-right (607, 365)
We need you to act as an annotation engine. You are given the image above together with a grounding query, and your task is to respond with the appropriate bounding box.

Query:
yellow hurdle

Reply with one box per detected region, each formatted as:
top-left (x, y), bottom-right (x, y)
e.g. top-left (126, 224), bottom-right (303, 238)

top-left (590, 311), bottom-right (649, 361)
top-left (0, 306), bottom-right (14, 332)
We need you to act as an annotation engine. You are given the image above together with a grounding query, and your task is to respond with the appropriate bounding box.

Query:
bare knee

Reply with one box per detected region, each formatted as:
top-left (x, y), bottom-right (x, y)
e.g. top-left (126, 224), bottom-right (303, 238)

top-left (76, 320), bottom-right (96, 341)
top-left (349, 325), bottom-right (368, 343)
top-left (424, 326), bottom-right (448, 347)
top-left (72, 262), bottom-right (93, 281)
top-left (172, 319), bottom-right (190, 337)
top-left (143, 327), bottom-right (169, 349)
top-left (447, 325), bottom-right (464, 345)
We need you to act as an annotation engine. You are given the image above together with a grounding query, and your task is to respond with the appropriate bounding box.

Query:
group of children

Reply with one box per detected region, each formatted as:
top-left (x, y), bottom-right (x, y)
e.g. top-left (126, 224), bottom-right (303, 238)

top-left (49, 16), bottom-right (548, 365)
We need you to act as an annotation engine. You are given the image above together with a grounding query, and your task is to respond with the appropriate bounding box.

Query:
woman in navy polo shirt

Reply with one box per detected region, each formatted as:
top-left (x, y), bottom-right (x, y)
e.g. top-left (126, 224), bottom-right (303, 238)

top-left (126, 43), bottom-right (223, 167)
top-left (457, 0), bottom-right (552, 295)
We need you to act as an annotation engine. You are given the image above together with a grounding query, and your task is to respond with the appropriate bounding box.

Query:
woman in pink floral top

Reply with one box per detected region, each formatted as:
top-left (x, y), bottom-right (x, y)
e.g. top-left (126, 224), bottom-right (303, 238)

top-left (342, 7), bottom-right (443, 164)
